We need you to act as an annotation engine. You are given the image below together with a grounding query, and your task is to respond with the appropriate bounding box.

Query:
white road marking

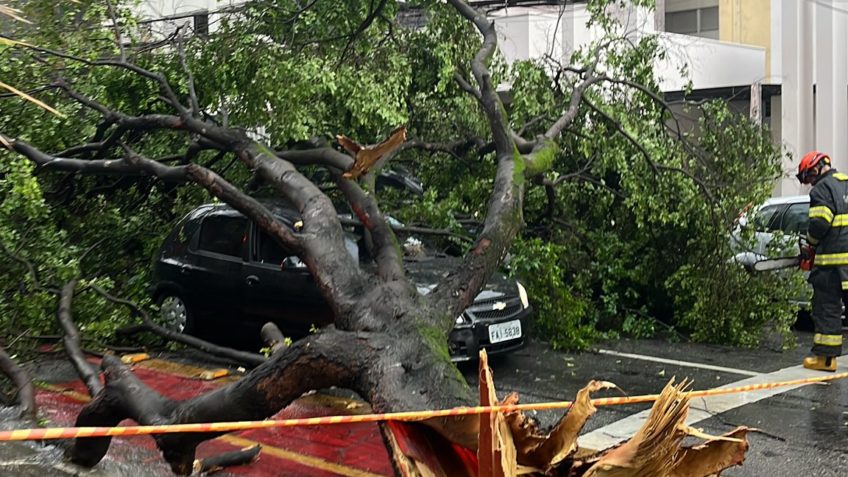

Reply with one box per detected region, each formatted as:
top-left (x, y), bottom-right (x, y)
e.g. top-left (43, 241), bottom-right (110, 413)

top-left (596, 349), bottom-right (762, 376)
top-left (578, 356), bottom-right (848, 451)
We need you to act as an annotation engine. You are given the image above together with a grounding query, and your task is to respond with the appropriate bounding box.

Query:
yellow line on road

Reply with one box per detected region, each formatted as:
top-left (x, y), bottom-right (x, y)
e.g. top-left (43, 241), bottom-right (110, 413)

top-left (36, 367), bottom-right (386, 477)
top-left (219, 434), bottom-right (387, 477)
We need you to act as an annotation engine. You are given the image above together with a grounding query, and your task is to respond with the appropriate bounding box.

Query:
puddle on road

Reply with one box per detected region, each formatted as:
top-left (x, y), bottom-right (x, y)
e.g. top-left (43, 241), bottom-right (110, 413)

top-left (0, 407), bottom-right (175, 477)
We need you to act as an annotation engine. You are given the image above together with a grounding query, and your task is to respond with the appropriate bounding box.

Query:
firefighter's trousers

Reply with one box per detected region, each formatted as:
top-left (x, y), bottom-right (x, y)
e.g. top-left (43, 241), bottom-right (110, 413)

top-left (809, 267), bottom-right (845, 357)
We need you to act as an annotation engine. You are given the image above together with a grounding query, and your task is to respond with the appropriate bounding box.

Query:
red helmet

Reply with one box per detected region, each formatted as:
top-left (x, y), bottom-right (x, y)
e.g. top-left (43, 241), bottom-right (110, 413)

top-left (797, 151), bottom-right (831, 184)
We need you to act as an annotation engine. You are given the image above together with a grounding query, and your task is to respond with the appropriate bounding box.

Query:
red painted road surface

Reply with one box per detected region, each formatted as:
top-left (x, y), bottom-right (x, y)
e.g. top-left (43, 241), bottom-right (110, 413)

top-left (35, 358), bottom-right (393, 476)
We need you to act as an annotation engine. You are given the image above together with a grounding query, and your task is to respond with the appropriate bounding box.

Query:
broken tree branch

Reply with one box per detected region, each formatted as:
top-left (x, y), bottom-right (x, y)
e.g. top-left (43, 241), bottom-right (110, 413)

top-left (72, 329), bottom-right (367, 474)
top-left (0, 343), bottom-right (36, 419)
top-left (58, 280), bottom-right (103, 396)
top-left (88, 285), bottom-right (266, 367)
top-left (335, 172), bottom-right (405, 281)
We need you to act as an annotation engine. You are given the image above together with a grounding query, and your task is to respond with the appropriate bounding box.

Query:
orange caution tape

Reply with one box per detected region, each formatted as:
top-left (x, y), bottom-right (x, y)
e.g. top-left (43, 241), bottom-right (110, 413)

top-left (3, 370), bottom-right (846, 442)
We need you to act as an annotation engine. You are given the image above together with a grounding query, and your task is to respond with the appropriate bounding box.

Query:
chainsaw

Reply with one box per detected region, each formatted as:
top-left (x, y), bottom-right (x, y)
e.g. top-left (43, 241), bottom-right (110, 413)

top-left (751, 237), bottom-right (815, 272)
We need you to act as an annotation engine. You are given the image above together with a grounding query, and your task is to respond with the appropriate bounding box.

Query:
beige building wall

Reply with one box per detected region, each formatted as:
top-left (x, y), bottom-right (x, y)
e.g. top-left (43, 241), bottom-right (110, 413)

top-left (719, 0), bottom-right (772, 77)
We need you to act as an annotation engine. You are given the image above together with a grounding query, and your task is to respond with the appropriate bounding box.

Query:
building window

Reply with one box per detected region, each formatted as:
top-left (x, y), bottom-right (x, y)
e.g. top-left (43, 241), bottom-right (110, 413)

top-left (666, 6), bottom-right (719, 39)
top-left (193, 12), bottom-right (209, 37)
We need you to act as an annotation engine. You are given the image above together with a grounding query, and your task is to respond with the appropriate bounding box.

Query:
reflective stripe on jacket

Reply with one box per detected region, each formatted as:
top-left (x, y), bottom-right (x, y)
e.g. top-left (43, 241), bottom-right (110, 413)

top-left (808, 170), bottom-right (848, 266)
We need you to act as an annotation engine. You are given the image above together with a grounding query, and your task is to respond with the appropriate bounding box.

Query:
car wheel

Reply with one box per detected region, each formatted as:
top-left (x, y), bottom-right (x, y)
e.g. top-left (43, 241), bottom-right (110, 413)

top-left (157, 293), bottom-right (195, 334)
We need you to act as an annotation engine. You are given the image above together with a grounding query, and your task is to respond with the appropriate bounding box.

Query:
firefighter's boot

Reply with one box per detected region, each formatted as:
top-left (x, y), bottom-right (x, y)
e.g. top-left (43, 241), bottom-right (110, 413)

top-left (803, 355), bottom-right (837, 372)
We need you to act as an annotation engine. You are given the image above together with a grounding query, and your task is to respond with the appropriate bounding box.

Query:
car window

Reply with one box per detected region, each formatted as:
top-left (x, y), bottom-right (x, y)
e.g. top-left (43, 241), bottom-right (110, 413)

top-left (256, 229), bottom-right (294, 265)
top-left (778, 203), bottom-right (810, 234)
top-left (752, 204), bottom-right (784, 232)
top-left (197, 215), bottom-right (247, 257)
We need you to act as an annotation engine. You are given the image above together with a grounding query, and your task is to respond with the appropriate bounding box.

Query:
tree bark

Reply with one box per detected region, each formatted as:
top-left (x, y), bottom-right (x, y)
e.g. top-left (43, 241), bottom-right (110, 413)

top-left (58, 280), bottom-right (103, 396)
top-left (0, 344), bottom-right (36, 420)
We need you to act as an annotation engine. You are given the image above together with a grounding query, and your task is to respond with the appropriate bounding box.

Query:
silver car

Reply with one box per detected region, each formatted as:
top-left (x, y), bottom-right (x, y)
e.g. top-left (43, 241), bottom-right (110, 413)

top-left (732, 195), bottom-right (809, 268)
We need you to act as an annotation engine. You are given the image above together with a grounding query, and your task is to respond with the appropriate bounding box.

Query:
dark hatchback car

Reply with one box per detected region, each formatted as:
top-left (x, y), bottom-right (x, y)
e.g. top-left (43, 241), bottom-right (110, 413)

top-left (151, 203), bottom-right (532, 361)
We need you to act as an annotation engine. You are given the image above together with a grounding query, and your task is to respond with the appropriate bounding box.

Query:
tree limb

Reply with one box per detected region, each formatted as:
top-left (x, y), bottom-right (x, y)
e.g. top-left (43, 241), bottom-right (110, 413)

top-left (58, 280), bottom-right (103, 396)
top-left (543, 57), bottom-right (603, 140)
top-left (275, 147), bottom-right (354, 170)
top-left (88, 285), bottom-right (266, 367)
top-left (0, 343), bottom-right (36, 419)
top-left (335, 172), bottom-right (405, 281)
top-left (71, 329), bottom-right (368, 474)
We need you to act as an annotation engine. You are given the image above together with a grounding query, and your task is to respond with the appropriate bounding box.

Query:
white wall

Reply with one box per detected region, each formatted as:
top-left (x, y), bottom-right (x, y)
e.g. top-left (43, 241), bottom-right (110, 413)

top-left (140, 0), bottom-right (226, 18)
top-left (489, 3), bottom-right (764, 93)
top-left (655, 33), bottom-right (765, 91)
top-left (137, 0), bottom-right (240, 35)
top-left (775, 0), bottom-right (848, 197)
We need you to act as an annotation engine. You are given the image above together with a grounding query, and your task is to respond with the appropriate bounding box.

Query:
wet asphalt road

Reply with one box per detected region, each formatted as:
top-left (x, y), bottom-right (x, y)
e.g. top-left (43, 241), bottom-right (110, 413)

top-left (3, 331), bottom-right (847, 475)
top-left (460, 331), bottom-right (848, 476)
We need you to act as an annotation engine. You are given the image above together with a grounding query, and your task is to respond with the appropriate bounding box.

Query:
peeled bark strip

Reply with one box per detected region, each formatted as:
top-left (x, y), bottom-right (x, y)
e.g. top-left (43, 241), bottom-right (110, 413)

top-left (0, 343), bottom-right (36, 419)
top-left (669, 428), bottom-right (750, 477)
top-left (583, 380), bottom-right (690, 477)
top-left (58, 280), bottom-right (103, 396)
top-left (477, 349), bottom-right (517, 477)
top-left (512, 380), bottom-right (618, 470)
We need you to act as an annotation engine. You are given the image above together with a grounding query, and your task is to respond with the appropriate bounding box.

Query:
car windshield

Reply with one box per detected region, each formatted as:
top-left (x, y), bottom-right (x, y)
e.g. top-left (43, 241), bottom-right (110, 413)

top-left (752, 204), bottom-right (783, 232)
top-left (775, 202), bottom-right (809, 234)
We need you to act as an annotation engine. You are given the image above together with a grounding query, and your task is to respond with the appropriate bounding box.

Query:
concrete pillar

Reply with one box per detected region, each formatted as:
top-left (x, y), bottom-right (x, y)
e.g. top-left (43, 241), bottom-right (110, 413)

top-left (815, 1), bottom-right (834, 161)
top-left (654, 0), bottom-right (666, 31)
top-left (751, 82), bottom-right (762, 125)
top-left (769, 0), bottom-right (782, 81)
top-left (778, 0), bottom-right (814, 196)
top-left (831, 4), bottom-right (848, 169)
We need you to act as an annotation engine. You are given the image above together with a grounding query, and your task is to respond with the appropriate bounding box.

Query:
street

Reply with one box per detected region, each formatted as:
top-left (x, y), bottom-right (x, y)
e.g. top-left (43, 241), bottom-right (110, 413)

top-left (1, 331), bottom-right (846, 476)
top-left (461, 332), bottom-right (848, 476)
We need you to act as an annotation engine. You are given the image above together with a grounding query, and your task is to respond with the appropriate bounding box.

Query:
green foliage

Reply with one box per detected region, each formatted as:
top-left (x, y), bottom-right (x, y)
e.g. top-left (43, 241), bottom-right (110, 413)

top-left (382, 3), bottom-right (796, 350)
top-left (508, 238), bottom-right (596, 350)
top-left (0, 0), bottom-right (798, 357)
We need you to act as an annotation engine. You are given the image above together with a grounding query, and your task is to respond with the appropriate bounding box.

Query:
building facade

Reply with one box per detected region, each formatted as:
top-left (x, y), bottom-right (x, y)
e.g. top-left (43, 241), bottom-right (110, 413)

top-left (138, 0), bottom-right (847, 198)
top-left (488, 0), bottom-right (848, 197)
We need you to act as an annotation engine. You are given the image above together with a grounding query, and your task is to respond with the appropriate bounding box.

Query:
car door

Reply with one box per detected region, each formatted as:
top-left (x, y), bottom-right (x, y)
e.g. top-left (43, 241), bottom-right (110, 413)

top-left (242, 222), bottom-right (331, 335)
top-left (186, 212), bottom-right (248, 319)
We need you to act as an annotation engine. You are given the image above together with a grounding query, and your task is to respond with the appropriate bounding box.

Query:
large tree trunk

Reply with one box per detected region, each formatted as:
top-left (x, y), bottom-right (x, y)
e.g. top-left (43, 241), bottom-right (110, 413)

top-left (71, 308), bottom-right (474, 475)
top-left (0, 1), bottom-right (597, 473)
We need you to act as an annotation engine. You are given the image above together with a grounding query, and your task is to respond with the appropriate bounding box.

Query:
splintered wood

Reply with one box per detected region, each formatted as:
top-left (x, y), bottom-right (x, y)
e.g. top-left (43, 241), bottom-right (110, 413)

top-left (338, 126), bottom-right (407, 179)
top-left (389, 350), bottom-right (751, 477)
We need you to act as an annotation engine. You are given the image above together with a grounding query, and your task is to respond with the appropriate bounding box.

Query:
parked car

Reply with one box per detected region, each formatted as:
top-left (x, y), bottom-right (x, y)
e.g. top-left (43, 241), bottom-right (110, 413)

top-left (730, 195), bottom-right (839, 328)
top-left (151, 203), bottom-right (532, 361)
top-left (731, 195), bottom-right (809, 268)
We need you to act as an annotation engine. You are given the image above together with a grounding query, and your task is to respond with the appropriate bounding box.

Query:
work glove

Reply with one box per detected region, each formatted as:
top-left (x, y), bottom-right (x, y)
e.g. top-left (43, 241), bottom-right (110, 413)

top-left (800, 241), bottom-right (816, 271)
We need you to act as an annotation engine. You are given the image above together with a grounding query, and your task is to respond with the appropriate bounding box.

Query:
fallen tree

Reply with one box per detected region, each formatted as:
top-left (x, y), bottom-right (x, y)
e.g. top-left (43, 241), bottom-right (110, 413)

top-left (0, 0), bottom-right (755, 475)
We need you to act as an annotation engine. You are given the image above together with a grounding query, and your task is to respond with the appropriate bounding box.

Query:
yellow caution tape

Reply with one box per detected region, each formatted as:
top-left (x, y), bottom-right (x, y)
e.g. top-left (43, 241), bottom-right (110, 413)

top-left (3, 370), bottom-right (845, 442)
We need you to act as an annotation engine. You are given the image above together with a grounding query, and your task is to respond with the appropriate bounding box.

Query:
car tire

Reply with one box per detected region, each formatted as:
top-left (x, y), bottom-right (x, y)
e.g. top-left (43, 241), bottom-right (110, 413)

top-left (157, 293), bottom-right (195, 334)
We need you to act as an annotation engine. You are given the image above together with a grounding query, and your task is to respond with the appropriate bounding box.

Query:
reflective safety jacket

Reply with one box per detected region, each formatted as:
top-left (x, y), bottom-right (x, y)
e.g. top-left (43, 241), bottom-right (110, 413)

top-left (807, 169), bottom-right (848, 279)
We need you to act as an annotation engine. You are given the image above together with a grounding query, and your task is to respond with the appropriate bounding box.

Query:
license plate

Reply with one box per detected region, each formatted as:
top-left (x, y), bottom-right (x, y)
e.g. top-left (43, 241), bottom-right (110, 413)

top-left (488, 320), bottom-right (522, 344)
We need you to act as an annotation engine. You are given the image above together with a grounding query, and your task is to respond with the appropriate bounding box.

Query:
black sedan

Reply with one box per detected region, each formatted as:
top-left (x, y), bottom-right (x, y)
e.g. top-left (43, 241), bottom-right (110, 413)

top-left (151, 203), bottom-right (531, 361)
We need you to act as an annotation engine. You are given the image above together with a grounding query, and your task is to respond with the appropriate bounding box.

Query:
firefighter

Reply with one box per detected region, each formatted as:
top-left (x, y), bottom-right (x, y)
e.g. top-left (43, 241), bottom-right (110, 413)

top-left (797, 151), bottom-right (847, 371)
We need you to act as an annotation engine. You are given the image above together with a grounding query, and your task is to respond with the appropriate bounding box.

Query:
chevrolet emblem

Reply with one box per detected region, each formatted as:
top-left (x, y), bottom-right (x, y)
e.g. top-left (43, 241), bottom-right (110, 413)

top-left (492, 301), bottom-right (506, 311)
